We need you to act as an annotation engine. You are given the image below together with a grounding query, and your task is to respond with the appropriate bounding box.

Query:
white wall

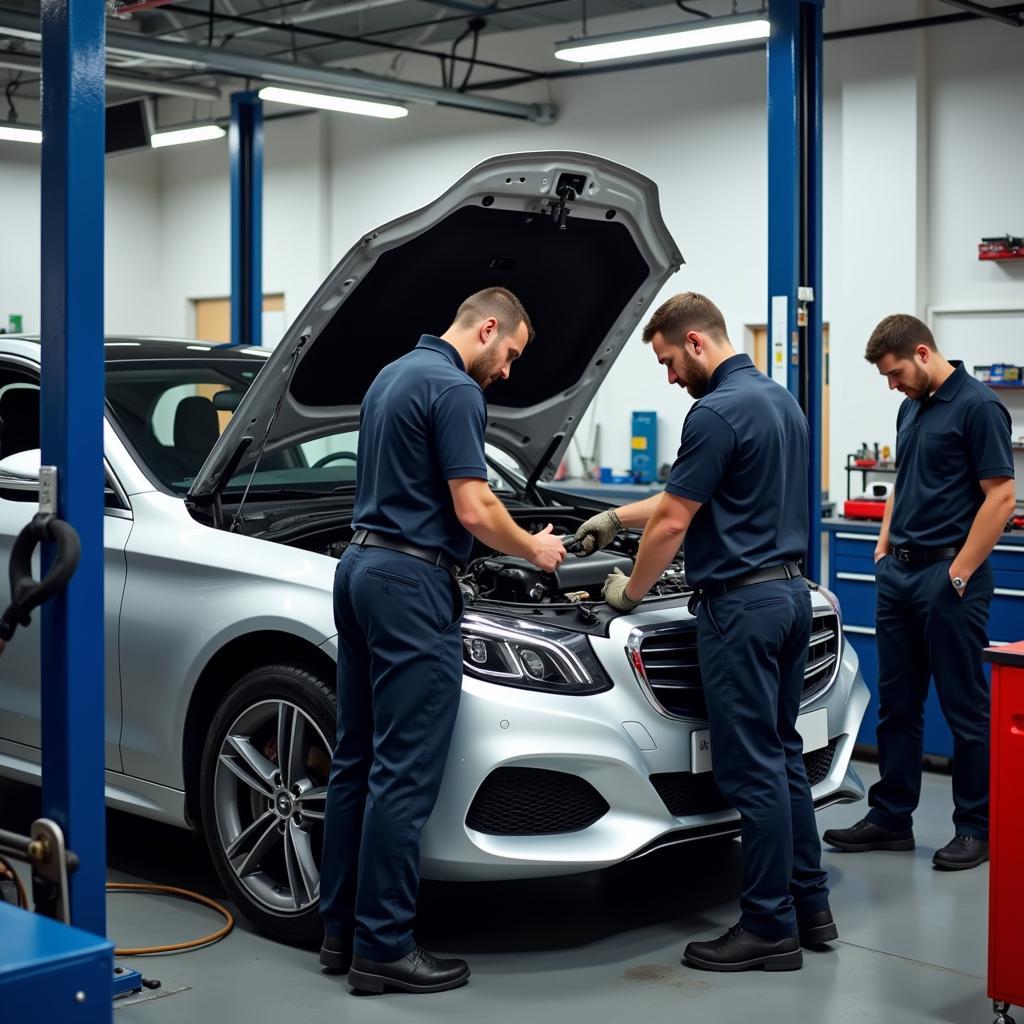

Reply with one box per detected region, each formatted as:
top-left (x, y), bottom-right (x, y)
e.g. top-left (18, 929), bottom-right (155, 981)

top-left (1, 7), bottom-right (1022, 497)
top-left (0, 139), bottom-right (162, 335)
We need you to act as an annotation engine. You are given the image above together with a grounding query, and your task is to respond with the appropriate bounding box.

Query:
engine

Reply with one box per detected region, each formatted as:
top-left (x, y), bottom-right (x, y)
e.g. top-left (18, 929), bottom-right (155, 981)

top-left (462, 549), bottom-right (636, 604)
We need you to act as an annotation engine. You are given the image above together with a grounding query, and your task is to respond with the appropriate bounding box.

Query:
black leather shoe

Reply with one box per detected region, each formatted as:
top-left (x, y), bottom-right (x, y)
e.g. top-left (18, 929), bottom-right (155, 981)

top-left (319, 936), bottom-right (352, 975)
top-left (682, 923), bottom-right (802, 973)
top-left (798, 907), bottom-right (838, 948)
top-left (933, 835), bottom-right (989, 871)
top-left (348, 946), bottom-right (470, 994)
top-left (823, 818), bottom-right (915, 852)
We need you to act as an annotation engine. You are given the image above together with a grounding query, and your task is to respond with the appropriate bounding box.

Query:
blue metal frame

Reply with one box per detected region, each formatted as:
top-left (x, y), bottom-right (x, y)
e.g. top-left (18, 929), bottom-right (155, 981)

top-left (767, 0), bottom-right (824, 582)
top-left (229, 91), bottom-right (264, 346)
top-left (39, 0), bottom-right (108, 940)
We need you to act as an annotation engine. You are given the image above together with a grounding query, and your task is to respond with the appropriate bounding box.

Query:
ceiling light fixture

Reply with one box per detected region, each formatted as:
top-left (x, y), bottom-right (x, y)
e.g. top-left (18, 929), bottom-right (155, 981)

top-left (554, 12), bottom-right (770, 64)
top-left (258, 86), bottom-right (408, 120)
top-left (150, 124), bottom-right (226, 148)
top-left (0, 123), bottom-right (42, 144)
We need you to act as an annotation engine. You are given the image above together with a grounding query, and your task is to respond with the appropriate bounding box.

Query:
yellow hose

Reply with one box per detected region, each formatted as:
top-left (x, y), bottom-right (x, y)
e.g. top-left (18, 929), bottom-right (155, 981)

top-left (106, 882), bottom-right (235, 956)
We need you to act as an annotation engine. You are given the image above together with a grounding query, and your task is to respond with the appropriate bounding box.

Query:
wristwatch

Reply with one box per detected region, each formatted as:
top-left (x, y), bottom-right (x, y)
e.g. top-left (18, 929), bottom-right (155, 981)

top-left (952, 575), bottom-right (966, 594)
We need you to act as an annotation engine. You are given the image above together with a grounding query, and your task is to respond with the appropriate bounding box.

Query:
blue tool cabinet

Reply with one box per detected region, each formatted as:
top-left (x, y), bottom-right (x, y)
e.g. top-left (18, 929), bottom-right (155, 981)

top-left (0, 902), bottom-right (112, 1022)
top-left (823, 519), bottom-right (1024, 759)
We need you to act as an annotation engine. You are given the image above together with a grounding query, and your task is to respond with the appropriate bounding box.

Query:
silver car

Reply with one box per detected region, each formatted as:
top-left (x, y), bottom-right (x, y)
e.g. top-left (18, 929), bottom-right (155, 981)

top-left (0, 152), bottom-right (867, 944)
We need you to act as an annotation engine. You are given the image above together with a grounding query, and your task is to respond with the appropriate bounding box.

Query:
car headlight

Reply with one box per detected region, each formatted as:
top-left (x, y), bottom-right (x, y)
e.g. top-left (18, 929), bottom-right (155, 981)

top-left (460, 614), bottom-right (611, 695)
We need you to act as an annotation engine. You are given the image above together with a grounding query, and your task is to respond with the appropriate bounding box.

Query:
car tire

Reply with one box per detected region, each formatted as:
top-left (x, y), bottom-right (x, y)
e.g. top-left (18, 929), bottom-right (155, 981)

top-left (200, 663), bottom-right (336, 945)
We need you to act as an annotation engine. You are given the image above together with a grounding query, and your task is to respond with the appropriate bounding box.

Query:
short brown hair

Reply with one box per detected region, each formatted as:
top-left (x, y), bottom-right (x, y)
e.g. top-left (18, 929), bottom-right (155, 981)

top-left (864, 314), bottom-right (936, 364)
top-left (642, 292), bottom-right (728, 345)
top-left (455, 287), bottom-right (534, 344)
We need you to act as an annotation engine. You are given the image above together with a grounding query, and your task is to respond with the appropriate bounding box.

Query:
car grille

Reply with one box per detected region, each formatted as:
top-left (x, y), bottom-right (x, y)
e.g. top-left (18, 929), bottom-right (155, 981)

top-left (630, 610), bottom-right (840, 719)
top-left (650, 739), bottom-right (839, 817)
top-left (465, 767), bottom-right (610, 836)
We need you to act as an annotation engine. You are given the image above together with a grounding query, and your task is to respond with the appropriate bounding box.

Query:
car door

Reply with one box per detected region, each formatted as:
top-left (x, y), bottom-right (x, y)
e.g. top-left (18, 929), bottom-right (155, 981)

top-left (0, 364), bottom-right (128, 772)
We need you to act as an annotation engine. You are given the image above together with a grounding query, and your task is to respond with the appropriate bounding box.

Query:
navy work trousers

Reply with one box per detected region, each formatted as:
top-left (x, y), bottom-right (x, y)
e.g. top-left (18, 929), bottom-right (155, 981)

top-left (320, 543), bottom-right (464, 960)
top-left (866, 556), bottom-right (992, 839)
top-left (696, 577), bottom-right (830, 939)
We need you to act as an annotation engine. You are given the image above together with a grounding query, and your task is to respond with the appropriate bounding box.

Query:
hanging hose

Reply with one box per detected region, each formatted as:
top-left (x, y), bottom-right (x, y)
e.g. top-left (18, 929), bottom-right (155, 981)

top-left (0, 512), bottom-right (81, 656)
top-left (106, 883), bottom-right (235, 956)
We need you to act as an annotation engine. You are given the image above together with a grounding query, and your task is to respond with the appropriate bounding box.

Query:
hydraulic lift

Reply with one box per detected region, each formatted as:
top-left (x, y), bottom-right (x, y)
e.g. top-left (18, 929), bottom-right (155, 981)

top-left (0, 1), bottom-right (123, 1019)
top-left (767, 0), bottom-right (824, 581)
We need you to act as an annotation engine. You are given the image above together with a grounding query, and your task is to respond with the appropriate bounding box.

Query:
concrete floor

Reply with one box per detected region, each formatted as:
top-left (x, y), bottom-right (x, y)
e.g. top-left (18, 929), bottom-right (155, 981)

top-left (1, 762), bottom-right (995, 1024)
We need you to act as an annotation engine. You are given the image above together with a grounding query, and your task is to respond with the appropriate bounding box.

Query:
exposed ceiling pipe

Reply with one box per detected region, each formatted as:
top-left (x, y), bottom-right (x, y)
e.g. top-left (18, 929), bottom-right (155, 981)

top-left (109, 0), bottom-right (180, 13)
top-left (0, 49), bottom-right (221, 100)
top-left (934, 0), bottom-right (1022, 25)
top-left (0, 6), bottom-right (555, 122)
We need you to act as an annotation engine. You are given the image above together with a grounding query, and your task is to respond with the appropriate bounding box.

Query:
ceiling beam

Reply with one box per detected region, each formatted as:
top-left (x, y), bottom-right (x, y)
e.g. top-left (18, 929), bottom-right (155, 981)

top-left (934, 0), bottom-right (1022, 25)
top-left (0, 7), bottom-right (555, 122)
top-left (0, 49), bottom-right (222, 100)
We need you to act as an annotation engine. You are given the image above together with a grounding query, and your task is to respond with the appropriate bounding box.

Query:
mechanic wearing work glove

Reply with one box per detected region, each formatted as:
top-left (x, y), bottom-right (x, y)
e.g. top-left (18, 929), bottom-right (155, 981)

top-left (575, 292), bottom-right (832, 974)
top-left (320, 288), bottom-right (565, 996)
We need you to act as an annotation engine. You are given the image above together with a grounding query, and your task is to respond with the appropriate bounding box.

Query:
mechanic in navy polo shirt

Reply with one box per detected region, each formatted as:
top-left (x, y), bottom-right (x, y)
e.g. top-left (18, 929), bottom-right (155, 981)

top-left (824, 315), bottom-right (1015, 871)
top-left (320, 288), bottom-right (565, 994)
top-left (573, 292), bottom-right (832, 973)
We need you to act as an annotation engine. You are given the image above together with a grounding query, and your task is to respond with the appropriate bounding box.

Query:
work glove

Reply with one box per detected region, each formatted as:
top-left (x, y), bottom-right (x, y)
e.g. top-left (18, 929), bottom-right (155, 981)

top-left (602, 567), bottom-right (642, 611)
top-left (572, 509), bottom-right (623, 557)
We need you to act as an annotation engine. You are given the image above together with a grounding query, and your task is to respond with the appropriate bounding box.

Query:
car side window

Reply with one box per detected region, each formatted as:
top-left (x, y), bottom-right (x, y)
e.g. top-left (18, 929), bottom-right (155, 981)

top-left (0, 367), bottom-right (128, 512)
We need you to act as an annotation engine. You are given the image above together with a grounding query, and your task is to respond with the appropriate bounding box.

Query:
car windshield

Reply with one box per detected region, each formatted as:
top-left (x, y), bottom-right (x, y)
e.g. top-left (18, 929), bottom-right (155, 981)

top-left (105, 359), bottom-right (360, 495)
top-left (105, 358), bottom-right (527, 497)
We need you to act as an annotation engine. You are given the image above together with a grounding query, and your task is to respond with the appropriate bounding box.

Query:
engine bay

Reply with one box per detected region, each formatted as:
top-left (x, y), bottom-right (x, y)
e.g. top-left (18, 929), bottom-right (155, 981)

top-left (262, 500), bottom-right (690, 626)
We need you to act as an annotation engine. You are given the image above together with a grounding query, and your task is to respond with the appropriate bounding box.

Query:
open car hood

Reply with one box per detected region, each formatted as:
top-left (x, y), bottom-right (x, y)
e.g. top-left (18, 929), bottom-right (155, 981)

top-left (187, 151), bottom-right (683, 504)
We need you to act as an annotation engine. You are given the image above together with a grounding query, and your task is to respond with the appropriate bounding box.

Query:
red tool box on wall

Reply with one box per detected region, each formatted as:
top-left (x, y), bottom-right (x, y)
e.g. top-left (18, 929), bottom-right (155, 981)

top-left (984, 641), bottom-right (1024, 1023)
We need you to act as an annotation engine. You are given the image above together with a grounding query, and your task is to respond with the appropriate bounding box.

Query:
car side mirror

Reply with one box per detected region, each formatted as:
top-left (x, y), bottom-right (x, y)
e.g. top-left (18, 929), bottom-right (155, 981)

top-left (0, 448), bottom-right (41, 495)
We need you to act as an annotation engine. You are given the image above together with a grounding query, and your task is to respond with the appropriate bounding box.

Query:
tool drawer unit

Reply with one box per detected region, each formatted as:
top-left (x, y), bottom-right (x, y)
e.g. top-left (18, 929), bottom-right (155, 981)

top-left (822, 519), bottom-right (1024, 758)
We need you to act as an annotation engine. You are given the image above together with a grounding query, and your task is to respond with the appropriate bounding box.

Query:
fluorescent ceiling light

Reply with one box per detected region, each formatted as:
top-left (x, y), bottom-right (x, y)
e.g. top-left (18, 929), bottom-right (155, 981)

top-left (258, 86), bottom-right (408, 120)
top-left (0, 123), bottom-right (41, 144)
top-left (554, 13), bottom-right (770, 64)
top-left (151, 124), bottom-right (226, 148)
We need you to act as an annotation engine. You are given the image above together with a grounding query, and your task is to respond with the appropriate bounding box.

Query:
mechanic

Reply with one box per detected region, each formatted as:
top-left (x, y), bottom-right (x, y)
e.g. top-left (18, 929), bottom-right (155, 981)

top-left (573, 292), bottom-right (833, 972)
top-left (319, 287), bottom-right (566, 994)
top-left (824, 315), bottom-right (1015, 870)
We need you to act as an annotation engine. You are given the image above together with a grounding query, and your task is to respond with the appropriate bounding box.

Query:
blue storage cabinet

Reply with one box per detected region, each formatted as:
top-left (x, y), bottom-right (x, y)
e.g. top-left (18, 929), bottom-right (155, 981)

top-left (630, 411), bottom-right (658, 484)
top-left (0, 902), bottom-right (113, 1022)
top-left (823, 520), bottom-right (1024, 759)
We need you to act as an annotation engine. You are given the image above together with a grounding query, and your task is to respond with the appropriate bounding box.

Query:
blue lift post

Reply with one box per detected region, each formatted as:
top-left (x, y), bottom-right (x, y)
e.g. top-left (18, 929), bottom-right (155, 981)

top-left (767, 0), bottom-right (824, 582)
top-left (230, 91), bottom-right (264, 347)
top-left (39, 0), bottom-right (109, 940)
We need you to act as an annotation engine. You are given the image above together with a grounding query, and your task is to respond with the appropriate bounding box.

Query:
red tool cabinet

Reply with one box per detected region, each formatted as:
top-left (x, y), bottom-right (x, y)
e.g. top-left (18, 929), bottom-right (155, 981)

top-left (985, 640), bottom-right (1024, 1024)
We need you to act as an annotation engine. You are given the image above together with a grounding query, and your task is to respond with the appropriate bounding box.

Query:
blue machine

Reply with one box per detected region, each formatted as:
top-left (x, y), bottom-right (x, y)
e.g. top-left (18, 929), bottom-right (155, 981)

top-left (630, 411), bottom-right (658, 484)
top-left (0, 902), bottom-right (112, 1019)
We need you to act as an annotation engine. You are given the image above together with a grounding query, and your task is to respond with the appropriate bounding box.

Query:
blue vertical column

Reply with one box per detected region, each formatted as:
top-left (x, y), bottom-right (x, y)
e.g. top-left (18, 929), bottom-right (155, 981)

top-left (39, 0), bottom-right (107, 936)
top-left (768, 0), bottom-right (824, 582)
top-left (230, 91), bottom-right (263, 346)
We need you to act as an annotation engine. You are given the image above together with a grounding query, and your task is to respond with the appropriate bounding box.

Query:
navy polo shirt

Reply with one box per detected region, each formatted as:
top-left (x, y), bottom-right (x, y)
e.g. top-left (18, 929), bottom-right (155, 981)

top-left (352, 335), bottom-right (488, 563)
top-left (665, 353), bottom-right (809, 587)
top-left (889, 361), bottom-right (1014, 548)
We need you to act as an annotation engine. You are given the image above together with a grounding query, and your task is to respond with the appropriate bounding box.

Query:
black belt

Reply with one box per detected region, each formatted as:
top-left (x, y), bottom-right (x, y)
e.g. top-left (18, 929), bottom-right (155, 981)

top-left (889, 544), bottom-right (959, 564)
top-left (350, 529), bottom-right (460, 574)
top-left (692, 561), bottom-right (803, 608)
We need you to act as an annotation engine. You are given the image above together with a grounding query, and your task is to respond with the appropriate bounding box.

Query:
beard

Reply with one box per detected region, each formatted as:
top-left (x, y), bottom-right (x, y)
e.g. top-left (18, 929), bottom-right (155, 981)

top-left (902, 363), bottom-right (931, 400)
top-left (469, 341), bottom-right (505, 388)
top-left (681, 348), bottom-right (711, 399)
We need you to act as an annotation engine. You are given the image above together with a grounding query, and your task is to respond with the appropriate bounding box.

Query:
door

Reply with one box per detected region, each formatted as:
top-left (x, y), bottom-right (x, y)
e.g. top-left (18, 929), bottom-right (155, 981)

top-left (0, 368), bottom-right (128, 771)
top-left (193, 294), bottom-right (285, 346)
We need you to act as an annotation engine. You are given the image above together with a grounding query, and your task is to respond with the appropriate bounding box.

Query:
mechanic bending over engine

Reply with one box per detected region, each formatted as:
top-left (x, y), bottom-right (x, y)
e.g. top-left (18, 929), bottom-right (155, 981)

top-left (320, 287), bottom-right (565, 995)
top-left (573, 291), bottom-right (835, 973)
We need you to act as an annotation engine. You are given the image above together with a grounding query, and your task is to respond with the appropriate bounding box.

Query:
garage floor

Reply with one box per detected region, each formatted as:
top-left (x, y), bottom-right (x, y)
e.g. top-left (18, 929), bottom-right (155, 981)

top-left (2, 762), bottom-right (990, 1024)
